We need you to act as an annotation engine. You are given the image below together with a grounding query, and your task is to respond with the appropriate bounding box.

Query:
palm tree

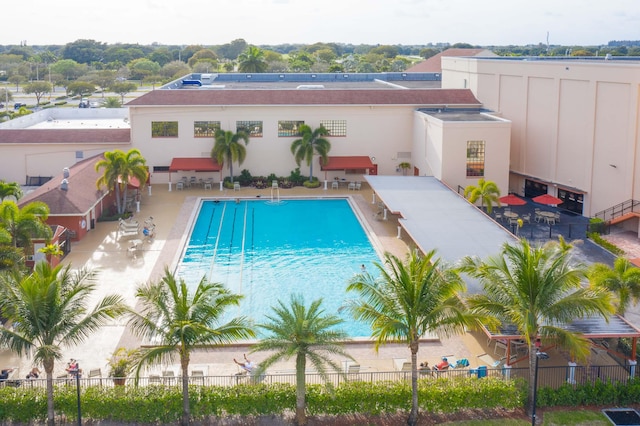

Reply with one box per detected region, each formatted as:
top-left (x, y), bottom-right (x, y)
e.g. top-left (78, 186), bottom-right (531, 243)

top-left (346, 250), bottom-right (475, 426)
top-left (464, 178), bottom-right (501, 214)
top-left (0, 200), bottom-right (51, 248)
top-left (95, 149), bottom-right (148, 215)
top-left (588, 258), bottom-right (640, 317)
top-left (211, 129), bottom-right (249, 183)
top-left (0, 180), bottom-right (23, 201)
top-left (0, 262), bottom-right (126, 426)
top-left (460, 238), bottom-right (614, 417)
top-left (290, 124), bottom-right (331, 181)
top-left (238, 46), bottom-right (268, 73)
top-left (251, 294), bottom-right (351, 426)
top-left (127, 267), bottom-right (254, 426)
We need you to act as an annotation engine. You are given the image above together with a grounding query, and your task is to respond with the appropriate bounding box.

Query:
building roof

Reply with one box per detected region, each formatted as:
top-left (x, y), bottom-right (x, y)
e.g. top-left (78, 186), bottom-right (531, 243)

top-left (0, 129), bottom-right (130, 144)
top-left (169, 157), bottom-right (221, 172)
top-left (406, 48), bottom-right (497, 73)
top-left (364, 175), bottom-right (515, 294)
top-left (321, 156), bottom-right (374, 170)
top-left (127, 89), bottom-right (480, 107)
top-left (18, 154), bottom-right (108, 216)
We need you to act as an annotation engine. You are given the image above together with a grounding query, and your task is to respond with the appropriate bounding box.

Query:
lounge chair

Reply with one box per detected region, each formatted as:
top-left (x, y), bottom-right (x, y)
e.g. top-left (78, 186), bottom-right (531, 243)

top-left (88, 368), bottom-right (102, 385)
top-left (233, 182), bottom-right (241, 191)
top-left (272, 180), bottom-right (278, 189)
top-left (149, 374), bottom-right (161, 384)
top-left (162, 370), bottom-right (176, 384)
top-left (190, 370), bottom-right (204, 384)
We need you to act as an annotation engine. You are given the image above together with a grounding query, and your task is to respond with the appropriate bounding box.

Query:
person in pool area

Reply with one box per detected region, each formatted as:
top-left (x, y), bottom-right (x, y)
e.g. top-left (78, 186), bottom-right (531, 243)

top-left (234, 354), bottom-right (256, 374)
top-left (434, 357), bottom-right (449, 371)
top-left (360, 264), bottom-right (366, 272)
top-left (26, 367), bottom-right (41, 379)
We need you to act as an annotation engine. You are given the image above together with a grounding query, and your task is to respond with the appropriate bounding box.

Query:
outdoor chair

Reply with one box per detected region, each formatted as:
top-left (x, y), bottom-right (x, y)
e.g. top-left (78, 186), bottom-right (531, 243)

top-left (272, 180), bottom-right (278, 189)
top-left (233, 182), bottom-right (241, 191)
top-left (348, 182), bottom-right (356, 190)
top-left (88, 368), bottom-right (102, 385)
top-left (554, 212), bottom-right (561, 222)
top-left (521, 213), bottom-right (531, 224)
top-left (494, 212), bottom-right (503, 222)
top-left (355, 181), bottom-right (362, 190)
top-left (149, 374), bottom-right (161, 384)
top-left (331, 181), bottom-right (339, 190)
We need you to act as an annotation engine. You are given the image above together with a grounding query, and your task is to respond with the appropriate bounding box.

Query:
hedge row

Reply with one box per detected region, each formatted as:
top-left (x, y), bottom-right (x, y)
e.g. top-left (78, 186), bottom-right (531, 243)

top-left (537, 378), bottom-right (640, 407)
top-left (0, 377), bottom-right (522, 424)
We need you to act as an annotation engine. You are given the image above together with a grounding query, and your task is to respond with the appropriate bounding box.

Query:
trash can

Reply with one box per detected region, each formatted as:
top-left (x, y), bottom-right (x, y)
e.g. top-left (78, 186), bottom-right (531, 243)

top-left (477, 365), bottom-right (487, 378)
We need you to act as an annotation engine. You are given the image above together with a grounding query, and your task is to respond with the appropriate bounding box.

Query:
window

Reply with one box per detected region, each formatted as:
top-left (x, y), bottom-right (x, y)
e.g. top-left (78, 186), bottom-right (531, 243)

top-left (152, 121), bottom-right (178, 138)
top-left (153, 166), bottom-right (170, 172)
top-left (278, 120), bottom-right (304, 137)
top-left (194, 121), bottom-right (220, 138)
top-left (75, 151), bottom-right (84, 159)
top-left (320, 120), bottom-right (347, 137)
top-left (236, 121), bottom-right (263, 137)
top-left (466, 141), bottom-right (485, 177)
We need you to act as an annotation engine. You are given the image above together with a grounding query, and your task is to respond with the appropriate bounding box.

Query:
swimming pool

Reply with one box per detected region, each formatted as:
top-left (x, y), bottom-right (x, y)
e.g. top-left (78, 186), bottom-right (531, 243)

top-left (176, 198), bottom-right (380, 337)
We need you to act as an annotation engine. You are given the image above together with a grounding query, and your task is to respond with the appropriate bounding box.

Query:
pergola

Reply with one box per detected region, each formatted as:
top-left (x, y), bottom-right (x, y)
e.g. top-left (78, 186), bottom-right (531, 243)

top-left (167, 157), bottom-right (221, 191)
top-left (482, 314), bottom-right (640, 366)
top-left (320, 156), bottom-right (376, 180)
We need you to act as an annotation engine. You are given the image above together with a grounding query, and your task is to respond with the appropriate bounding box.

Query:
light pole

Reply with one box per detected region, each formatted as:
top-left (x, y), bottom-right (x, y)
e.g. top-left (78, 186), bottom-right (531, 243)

top-left (70, 367), bottom-right (82, 426)
top-left (531, 350), bottom-right (549, 426)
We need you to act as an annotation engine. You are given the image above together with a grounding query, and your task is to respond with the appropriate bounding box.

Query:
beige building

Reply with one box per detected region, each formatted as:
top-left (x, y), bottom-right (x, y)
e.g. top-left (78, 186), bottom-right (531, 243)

top-left (442, 56), bottom-right (640, 217)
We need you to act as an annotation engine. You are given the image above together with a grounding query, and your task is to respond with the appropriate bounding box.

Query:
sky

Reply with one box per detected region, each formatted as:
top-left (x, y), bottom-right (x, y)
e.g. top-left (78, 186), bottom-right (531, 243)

top-left (6, 0), bottom-right (639, 47)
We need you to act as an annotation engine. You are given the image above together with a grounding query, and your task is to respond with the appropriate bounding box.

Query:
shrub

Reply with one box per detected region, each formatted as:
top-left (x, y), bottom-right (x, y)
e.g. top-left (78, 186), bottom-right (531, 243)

top-left (587, 232), bottom-right (625, 256)
top-left (54, 101), bottom-right (68, 106)
top-left (288, 168), bottom-right (304, 186)
top-left (0, 377), bottom-right (522, 423)
top-left (238, 169), bottom-right (253, 186)
top-left (588, 217), bottom-right (606, 234)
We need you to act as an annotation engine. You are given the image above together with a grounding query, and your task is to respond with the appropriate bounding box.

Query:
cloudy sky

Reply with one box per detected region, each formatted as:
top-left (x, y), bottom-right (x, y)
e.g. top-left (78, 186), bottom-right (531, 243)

top-left (7, 0), bottom-right (639, 47)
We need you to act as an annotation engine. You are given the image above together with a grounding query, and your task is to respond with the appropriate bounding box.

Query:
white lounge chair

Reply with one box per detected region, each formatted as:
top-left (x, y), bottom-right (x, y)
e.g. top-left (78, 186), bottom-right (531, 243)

top-left (233, 182), bottom-right (241, 191)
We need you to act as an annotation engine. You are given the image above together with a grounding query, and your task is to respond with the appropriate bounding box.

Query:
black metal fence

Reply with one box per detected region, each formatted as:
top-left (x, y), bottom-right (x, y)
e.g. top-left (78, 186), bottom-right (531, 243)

top-left (8, 363), bottom-right (636, 390)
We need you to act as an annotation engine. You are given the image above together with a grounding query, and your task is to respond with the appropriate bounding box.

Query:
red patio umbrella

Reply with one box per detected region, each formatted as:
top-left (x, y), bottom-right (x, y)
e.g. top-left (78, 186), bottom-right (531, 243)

top-left (532, 194), bottom-right (563, 205)
top-left (499, 194), bottom-right (527, 206)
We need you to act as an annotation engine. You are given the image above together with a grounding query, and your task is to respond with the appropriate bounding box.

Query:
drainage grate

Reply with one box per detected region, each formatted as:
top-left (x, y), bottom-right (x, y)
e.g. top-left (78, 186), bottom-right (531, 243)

top-left (603, 409), bottom-right (640, 426)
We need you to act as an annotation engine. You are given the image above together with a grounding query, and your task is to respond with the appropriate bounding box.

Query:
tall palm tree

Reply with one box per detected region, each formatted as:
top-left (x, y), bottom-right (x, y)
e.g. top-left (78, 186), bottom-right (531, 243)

top-left (290, 124), bottom-right (331, 181)
top-left (238, 46), bottom-right (268, 73)
top-left (346, 250), bottom-right (475, 426)
top-left (95, 149), bottom-right (148, 215)
top-left (211, 129), bottom-right (249, 183)
top-left (127, 267), bottom-right (254, 426)
top-left (460, 238), bottom-right (614, 417)
top-left (0, 180), bottom-right (23, 201)
top-left (0, 262), bottom-right (126, 426)
top-left (588, 258), bottom-right (640, 317)
top-left (251, 294), bottom-right (351, 426)
top-left (0, 200), bottom-right (51, 248)
top-left (464, 178), bottom-right (501, 214)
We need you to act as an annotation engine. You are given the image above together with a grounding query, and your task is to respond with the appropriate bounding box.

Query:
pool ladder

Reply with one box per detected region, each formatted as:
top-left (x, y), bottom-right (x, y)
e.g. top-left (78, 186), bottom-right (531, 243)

top-left (270, 184), bottom-right (280, 203)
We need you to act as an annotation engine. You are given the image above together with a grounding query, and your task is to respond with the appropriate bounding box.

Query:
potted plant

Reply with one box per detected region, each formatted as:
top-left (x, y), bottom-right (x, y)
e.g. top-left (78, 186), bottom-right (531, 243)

top-left (398, 162), bottom-right (411, 176)
top-left (107, 347), bottom-right (139, 385)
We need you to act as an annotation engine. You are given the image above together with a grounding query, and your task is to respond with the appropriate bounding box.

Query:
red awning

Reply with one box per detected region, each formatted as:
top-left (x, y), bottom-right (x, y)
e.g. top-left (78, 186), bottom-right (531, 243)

top-left (320, 156), bottom-right (374, 171)
top-left (169, 157), bottom-right (221, 172)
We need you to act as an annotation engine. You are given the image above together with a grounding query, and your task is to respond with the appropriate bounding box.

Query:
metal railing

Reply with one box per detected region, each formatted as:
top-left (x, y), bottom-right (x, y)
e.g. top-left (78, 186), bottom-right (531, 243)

top-left (593, 199), bottom-right (640, 222)
top-left (7, 363), bottom-right (636, 390)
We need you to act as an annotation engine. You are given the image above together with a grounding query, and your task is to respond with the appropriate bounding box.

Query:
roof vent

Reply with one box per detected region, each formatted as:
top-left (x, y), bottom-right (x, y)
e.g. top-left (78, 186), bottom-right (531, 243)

top-left (60, 179), bottom-right (69, 191)
top-left (63, 167), bottom-right (70, 178)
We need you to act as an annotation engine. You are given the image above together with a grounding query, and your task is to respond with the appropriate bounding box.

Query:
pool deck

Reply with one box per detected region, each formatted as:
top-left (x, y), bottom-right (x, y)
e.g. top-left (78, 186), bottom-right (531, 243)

top-left (0, 182), bottom-right (591, 378)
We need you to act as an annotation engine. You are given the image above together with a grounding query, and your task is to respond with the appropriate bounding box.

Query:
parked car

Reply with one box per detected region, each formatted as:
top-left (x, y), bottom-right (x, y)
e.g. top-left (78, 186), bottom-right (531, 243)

top-left (14, 102), bottom-right (26, 110)
top-left (79, 98), bottom-right (89, 108)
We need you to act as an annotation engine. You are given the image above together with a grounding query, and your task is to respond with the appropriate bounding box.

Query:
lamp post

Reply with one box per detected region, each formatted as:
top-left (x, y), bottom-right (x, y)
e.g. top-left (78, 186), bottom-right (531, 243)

top-left (531, 350), bottom-right (549, 426)
top-left (70, 367), bottom-right (82, 426)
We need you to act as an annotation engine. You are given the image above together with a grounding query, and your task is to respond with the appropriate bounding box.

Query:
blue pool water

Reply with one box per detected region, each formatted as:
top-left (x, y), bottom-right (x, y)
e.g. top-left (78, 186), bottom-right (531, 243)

top-left (176, 198), bottom-right (380, 337)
